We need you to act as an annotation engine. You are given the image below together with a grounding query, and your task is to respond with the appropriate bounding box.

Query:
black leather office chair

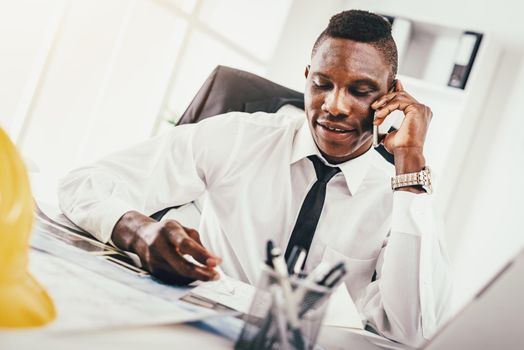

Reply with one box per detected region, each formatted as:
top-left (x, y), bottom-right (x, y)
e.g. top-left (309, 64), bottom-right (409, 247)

top-left (176, 65), bottom-right (304, 125)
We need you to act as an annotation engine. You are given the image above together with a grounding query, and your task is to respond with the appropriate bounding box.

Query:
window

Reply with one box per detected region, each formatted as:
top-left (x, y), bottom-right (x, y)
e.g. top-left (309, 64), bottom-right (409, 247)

top-left (154, 0), bottom-right (293, 132)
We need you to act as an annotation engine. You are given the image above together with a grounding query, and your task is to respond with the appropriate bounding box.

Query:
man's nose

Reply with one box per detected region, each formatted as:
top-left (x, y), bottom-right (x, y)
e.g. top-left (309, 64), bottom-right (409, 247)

top-left (322, 89), bottom-right (350, 116)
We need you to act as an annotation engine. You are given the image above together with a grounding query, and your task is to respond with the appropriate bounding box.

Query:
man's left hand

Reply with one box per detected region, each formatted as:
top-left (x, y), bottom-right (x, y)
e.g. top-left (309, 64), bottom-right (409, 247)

top-left (371, 79), bottom-right (432, 156)
top-left (371, 79), bottom-right (432, 191)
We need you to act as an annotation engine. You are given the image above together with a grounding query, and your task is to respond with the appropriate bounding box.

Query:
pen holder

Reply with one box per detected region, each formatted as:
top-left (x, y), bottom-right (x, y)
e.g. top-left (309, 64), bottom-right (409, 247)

top-left (235, 265), bottom-right (332, 350)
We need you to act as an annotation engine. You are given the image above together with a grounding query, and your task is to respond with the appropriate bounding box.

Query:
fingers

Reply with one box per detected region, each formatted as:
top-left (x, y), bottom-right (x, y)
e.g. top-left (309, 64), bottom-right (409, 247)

top-left (371, 79), bottom-right (413, 117)
top-left (185, 227), bottom-right (203, 245)
top-left (169, 251), bottom-right (219, 281)
top-left (169, 227), bottom-right (221, 268)
top-left (136, 220), bottom-right (222, 284)
top-left (372, 94), bottom-right (414, 127)
top-left (151, 255), bottom-right (216, 284)
top-left (150, 244), bottom-right (219, 283)
top-left (370, 80), bottom-right (433, 154)
top-left (373, 96), bottom-right (413, 123)
top-left (161, 221), bottom-right (220, 266)
top-left (151, 266), bottom-right (195, 285)
top-left (372, 84), bottom-right (430, 126)
top-left (371, 92), bottom-right (396, 111)
top-left (177, 235), bottom-right (220, 267)
top-left (186, 228), bottom-right (221, 268)
top-left (382, 129), bottom-right (398, 154)
top-left (395, 79), bottom-right (404, 92)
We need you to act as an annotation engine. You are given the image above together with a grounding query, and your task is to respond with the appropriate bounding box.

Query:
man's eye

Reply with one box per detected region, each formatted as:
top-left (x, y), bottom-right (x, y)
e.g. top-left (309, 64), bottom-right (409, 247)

top-left (350, 89), bottom-right (373, 97)
top-left (313, 81), bottom-right (331, 89)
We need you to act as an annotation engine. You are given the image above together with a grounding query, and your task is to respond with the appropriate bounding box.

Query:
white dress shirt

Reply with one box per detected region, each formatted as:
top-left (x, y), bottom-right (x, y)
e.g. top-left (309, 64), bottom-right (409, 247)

top-left (58, 107), bottom-right (452, 346)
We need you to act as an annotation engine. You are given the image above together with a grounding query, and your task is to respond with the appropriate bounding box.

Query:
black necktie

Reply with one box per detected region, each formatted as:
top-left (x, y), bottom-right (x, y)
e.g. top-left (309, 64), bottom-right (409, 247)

top-left (285, 155), bottom-right (341, 263)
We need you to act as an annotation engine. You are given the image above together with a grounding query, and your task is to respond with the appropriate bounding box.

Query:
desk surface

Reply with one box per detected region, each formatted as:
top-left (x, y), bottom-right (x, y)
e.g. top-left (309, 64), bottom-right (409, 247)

top-left (1, 323), bottom-right (232, 350)
top-left (1, 321), bottom-right (398, 350)
top-left (1, 246), bottom-right (234, 350)
top-left (1, 225), bottom-right (408, 350)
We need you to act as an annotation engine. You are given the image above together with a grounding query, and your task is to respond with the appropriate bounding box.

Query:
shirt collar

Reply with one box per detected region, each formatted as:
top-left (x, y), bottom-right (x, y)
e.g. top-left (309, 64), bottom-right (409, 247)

top-left (291, 119), bottom-right (374, 195)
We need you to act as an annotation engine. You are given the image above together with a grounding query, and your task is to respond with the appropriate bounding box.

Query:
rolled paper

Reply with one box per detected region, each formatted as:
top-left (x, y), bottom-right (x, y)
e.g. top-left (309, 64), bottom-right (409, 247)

top-left (0, 128), bottom-right (55, 328)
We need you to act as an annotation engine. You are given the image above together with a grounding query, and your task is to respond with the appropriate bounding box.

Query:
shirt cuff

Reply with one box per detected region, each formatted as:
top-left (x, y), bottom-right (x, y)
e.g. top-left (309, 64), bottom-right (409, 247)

top-left (391, 191), bottom-right (434, 237)
top-left (85, 199), bottom-right (137, 243)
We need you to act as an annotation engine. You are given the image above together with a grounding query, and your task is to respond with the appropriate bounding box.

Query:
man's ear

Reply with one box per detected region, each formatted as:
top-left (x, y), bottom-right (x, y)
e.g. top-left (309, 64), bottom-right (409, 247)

top-left (304, 65), bottom-right (310, 79)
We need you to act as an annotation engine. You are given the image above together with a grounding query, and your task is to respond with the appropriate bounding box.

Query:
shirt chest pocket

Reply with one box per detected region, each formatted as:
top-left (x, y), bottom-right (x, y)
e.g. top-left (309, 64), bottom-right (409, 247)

top-left (321, 246), bottom-right (377, 301)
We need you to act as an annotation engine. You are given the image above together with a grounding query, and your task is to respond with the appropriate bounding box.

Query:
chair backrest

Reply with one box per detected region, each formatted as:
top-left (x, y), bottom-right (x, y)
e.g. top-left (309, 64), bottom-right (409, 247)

top-left (176, 65), bottom-right (394, 165)
top-left (177, 65), bottom-right (303, 125)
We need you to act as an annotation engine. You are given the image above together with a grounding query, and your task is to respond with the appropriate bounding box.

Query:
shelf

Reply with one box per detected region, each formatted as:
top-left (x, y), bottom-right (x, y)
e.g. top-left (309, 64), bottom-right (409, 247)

top-left (386, 14), bottom-right (482, 90)
top-left (397, 74), bottom-right (465, 100)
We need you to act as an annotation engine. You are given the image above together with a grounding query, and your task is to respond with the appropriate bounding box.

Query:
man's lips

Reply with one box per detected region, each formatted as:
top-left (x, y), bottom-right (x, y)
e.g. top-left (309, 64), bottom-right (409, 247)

top-left (314, 120), bottom-right (356, 142)
top-left (315, 120), bottom-right (354, 133)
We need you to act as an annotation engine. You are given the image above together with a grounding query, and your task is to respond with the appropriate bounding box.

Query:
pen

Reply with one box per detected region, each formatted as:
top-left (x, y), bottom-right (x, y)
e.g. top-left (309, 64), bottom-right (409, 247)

top-left (270, 285), bottom-right (292, 350)
top-left (266, 240), bottom-right (275, 268)
top-left (322, 266), bottom-right (346, 288)
top-left (249, 240), bottom-right (278, 349)
top-left (294, 262), bottom-right (330, 298)
top-left (298, 262), bottom-right (347, 317)
top-left (293, 263), bottom-right (329, 315)
top-left (269, 247), bottom-right (299, 324)
top-left (286, 245), bottom-right (306, 275)
top-left (270, 246), bottom-right (305, 350)
top-left (318, 262), bottom-right (346, 287)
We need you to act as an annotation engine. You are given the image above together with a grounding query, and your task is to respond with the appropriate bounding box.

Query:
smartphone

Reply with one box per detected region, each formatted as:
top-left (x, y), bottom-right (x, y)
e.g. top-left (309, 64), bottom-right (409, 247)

top-left (373, 81), bottom-right (404, 148)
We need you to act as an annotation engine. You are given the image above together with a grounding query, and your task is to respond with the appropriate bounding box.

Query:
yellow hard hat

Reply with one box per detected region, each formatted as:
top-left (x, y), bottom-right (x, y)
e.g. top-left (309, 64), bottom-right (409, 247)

top-left (0, 128), bottom-right (55, 327)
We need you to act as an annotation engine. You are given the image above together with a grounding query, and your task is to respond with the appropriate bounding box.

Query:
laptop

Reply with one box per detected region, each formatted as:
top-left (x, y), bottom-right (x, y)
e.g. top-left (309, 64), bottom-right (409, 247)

top-left (424, 247), bottom-right (524, 349)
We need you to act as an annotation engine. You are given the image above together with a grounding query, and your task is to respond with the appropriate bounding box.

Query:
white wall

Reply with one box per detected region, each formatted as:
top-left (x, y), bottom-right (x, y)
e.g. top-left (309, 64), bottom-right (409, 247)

top-left (266, 0), bottom-right (346, 91)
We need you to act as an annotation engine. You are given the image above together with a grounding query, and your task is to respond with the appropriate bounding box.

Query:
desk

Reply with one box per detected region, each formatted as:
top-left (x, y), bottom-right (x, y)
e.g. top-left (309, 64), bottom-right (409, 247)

top-left (1, 324), bottom-right (232, 350)
top-left (0, 245), bottom-right (234, 350)
top-left (1, 322), bottom-right (406, 350)
top-left (0, 224), bottom-right (408, 350)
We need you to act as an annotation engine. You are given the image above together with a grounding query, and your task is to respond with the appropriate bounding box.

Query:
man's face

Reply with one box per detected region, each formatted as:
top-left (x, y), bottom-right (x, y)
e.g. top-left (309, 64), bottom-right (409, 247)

top-left (304, 37), bottom-right (392, 164)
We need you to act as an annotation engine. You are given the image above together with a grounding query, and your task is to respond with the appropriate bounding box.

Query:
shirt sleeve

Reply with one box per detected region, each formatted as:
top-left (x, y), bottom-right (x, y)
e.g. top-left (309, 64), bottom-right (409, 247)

top-left (57, 123), bottom-right (210, 243)
top-left (356, 191), bottom-right (453, 347)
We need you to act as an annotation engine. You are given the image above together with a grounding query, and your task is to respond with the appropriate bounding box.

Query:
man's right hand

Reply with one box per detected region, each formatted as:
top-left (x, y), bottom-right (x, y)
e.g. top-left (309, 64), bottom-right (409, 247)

top-left (111, 210), bottom-right (220, 284)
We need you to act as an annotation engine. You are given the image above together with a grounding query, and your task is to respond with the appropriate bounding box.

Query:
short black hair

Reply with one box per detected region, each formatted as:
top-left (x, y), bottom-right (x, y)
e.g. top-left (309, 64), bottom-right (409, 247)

top-left (312, 10), bottom-right (398, 81)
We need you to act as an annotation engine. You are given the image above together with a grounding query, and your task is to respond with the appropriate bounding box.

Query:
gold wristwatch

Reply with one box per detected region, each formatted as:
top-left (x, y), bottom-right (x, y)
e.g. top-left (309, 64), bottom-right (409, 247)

top-left (391, 166), bottom-right (433, 194)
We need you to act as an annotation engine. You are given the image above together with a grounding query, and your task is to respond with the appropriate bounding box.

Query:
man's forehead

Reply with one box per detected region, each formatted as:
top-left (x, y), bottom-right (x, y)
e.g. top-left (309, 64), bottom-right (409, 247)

top-left (310, 37), bottom-right (390, 84)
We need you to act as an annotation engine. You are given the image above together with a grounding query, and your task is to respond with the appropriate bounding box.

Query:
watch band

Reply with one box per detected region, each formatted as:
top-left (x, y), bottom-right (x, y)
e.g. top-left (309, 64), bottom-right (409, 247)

top-left (391, 166), bottom-right (432, 194)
